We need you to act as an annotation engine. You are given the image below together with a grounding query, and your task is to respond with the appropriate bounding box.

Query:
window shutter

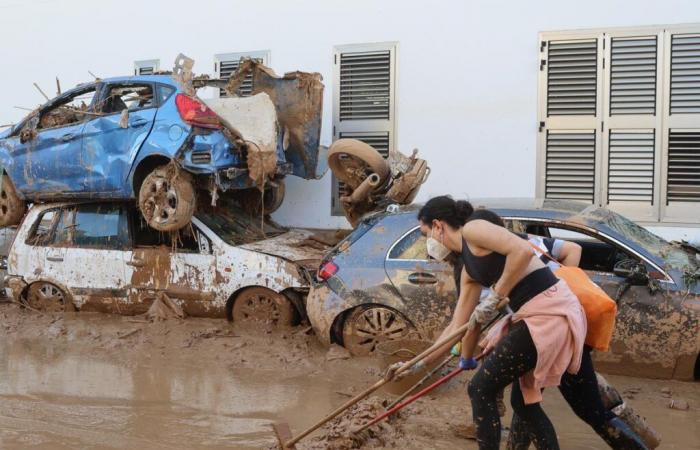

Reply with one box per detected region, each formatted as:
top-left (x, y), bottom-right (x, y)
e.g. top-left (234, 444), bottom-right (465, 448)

top-left (547, 39), bottom-right (598, 116)
top-left (610, 37), bottom-right (657, 115)
top-left (134, 59), bottom-right (160, 76)
top-left (545, 130), bottom-right (596, 201)
top-left (214, 51), bottom-right (270, 97)
top-left (670, 34), bottom-right (700, 114)
top-left (607, 131), bottom-right (655, 202)
top-left (667, 131), bottom-right (700, 202)
top-left (332, 43), bottom-right (397, 217)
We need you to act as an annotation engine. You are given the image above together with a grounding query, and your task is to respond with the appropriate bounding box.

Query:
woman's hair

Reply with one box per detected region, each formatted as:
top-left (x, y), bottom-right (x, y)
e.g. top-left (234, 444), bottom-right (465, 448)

top-left (417, 196), bottom-right (474, 228)
top-left (467, 208), bottom-right (505, 227)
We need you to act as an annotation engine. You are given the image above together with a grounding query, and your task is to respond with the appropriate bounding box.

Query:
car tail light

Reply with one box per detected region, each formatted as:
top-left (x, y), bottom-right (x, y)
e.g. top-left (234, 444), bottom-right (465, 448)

top-left (175, 94), bottom-right (221, 129)
top-left (318, 261), bottom-right (338, 281)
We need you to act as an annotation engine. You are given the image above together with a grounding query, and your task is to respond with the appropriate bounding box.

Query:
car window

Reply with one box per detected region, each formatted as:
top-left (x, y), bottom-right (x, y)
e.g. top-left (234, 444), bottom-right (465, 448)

top-left (388, 227), bottom-right (428, 260)
top-left (157, 85), bottom-right (176, 104)
top-left (37, 87), bottom-right (97, 130)
top-left (71, 204), bottom-right (129, 249)
top-left (26, 209), bottom-right (60, 246)
top-left (132, 214), bottom-right (209, 254)
top-left (100, 84), bottom-right (154, 114)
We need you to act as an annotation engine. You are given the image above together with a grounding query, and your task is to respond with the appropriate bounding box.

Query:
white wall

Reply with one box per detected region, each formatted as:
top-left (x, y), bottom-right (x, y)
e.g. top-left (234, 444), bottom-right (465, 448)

top-left (1, 0), bottom-right (699, 239)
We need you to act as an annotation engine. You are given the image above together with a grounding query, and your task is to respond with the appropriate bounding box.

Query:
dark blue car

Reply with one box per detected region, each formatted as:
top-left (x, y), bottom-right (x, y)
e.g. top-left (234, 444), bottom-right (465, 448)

top-left (0, 69), bottom-right (324, 231)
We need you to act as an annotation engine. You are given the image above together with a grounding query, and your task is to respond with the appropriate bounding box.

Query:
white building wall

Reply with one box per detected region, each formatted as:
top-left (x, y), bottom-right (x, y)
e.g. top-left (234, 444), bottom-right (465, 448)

top-left (1, 0), bottom-right (699, 240)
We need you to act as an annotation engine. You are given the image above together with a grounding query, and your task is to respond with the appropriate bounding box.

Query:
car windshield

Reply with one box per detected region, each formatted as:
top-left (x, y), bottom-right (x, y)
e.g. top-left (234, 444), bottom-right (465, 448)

top-left (196, 208), bottom-right (286, 246)
top-left (587, 208), bottom-right (697, 269)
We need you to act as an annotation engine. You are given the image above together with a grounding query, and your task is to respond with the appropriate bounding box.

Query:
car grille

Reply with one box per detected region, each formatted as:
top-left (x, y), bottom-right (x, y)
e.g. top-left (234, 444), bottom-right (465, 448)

top-left (191, 151), bottom-right (212, 165)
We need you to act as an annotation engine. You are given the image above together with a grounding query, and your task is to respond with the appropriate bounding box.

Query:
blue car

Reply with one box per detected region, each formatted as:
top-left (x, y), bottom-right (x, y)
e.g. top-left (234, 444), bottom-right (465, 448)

top-left (0, 69), bottom-right (324, 231)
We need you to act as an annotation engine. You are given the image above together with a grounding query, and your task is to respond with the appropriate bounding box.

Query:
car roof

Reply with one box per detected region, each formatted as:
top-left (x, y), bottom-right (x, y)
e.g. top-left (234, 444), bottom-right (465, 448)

top-left (99, 75), bottom-right (177, 85)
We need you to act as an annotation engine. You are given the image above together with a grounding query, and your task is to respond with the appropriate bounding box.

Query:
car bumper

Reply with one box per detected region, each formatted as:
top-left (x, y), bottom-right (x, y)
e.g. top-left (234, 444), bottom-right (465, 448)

top-left (4, 275), bottom-right (26, 301)
top-left (306, 282), bottom-right (344, 347)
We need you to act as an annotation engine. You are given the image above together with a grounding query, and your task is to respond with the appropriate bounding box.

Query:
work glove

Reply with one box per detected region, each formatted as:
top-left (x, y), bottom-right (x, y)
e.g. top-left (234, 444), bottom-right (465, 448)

top-left (458, 356), bottom-right (478, 370)
top-left (450, 342), bottom-right (462, 357)
top-left (384, 360), bottom-right (426, 381)
top-left (467, 288), bottom-right (506, 330)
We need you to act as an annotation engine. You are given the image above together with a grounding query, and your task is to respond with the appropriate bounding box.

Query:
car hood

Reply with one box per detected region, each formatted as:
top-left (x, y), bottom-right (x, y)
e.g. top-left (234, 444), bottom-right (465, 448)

top-left (238, 229), bottom-right (336, 269)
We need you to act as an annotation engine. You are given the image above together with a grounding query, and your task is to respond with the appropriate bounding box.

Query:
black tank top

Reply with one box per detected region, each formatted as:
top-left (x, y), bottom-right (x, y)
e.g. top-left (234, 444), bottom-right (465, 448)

top-left (459, 237), bottom-right (558, 311)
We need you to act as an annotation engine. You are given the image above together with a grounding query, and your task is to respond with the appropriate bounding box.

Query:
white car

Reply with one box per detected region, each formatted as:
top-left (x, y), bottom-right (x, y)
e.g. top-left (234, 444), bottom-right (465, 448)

top-left (5, 202), bottom-right (328, 325)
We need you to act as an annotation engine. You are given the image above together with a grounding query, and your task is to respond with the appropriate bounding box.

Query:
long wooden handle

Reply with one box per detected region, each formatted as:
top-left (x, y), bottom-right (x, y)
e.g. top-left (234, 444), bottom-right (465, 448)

top-left (386, 354), bottom-right (455, 410)
top-left (283, 298), bottom-right (510, 448)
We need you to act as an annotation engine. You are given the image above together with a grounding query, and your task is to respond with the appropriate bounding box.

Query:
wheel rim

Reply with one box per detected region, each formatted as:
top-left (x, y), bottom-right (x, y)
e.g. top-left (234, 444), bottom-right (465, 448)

top-left (343, 307), bottom-right (413, 356)
top-left (233, 288), bottom-right (294, 327)
top-left (145, 177), bottom-right (179, 226)
top-left (27, 283), bottom-right (67, 312)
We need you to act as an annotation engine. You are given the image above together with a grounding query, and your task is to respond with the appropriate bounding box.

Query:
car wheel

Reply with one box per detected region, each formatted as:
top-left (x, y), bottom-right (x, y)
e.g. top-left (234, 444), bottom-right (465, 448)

top-left (342, 306), bottom-right (415, 356)
top-left (232, 287), bottom-right (297, 327)
top-left (328, 139), bottom-right (390, 190)
top-left (138, 165), bottom-right (196, 232)
top-left (0, 174), bottom-right (26, 227)
top-left (238, 180), bottom-right (286, 215)
top-left (24, 282), bottom-right (74, 312)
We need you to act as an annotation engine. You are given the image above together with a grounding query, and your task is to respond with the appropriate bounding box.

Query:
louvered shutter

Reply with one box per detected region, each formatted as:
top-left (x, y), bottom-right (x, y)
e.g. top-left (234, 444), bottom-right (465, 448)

top-left (538, 33), bottom-right (603, 205)
top-left (670, 34), bottom-right (700, 114)
top-left (667, 132), bottom-right (700, 202)
top-left (610, 37), bottom-right (657, 115)
top-left (607, 131), bottom-right (655, 202)
top-left (332, 43), bottom-right (397, 216)
top-left (134, 59), bottom-right (160, 76)
top-left (214, 51), bottom-right (270, 97)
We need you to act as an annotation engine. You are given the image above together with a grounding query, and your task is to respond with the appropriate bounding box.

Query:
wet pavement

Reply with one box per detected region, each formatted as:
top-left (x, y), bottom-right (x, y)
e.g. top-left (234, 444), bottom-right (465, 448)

top-left (0, 307), bottom-right (698, 449)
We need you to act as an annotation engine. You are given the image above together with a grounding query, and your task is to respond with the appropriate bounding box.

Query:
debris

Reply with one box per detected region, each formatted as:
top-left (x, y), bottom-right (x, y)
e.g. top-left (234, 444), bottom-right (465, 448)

top-left (451, 422), bottom-right (477, 440)
top-left (33, 82), bottom-right (50, 101)
top-left (326, 344), bottom-right (352, 361)
top-left (56, 77), bottom-right (61, 95)
top-left (668, 399), bottom-right (690, 411)
top-left (47, 320), bottom-right (66, 339)
top-left (173, 53), bottom-right (195, 96)
top-left (118, 109), bottom-right (129, 128)
top-left (660, 387), bottom-right (672, 398)
top-left (144, 292), bottom-right (185, 321)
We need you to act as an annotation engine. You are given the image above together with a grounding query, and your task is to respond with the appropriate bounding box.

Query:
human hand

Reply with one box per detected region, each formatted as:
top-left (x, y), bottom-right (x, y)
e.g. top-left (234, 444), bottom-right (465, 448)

top-left (384, 360), bottom-right (426, 381)
top-left (467, 288), bottom-right (505, 329)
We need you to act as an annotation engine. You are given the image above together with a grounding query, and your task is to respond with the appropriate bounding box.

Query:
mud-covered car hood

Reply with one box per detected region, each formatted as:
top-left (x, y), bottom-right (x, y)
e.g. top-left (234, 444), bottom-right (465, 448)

top-left (239, 229), bottom-right (331, 266)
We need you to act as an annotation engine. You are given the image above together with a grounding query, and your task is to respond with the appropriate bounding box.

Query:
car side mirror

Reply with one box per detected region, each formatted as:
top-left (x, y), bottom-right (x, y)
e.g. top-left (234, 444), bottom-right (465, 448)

top-left (613, 261), bottom-right (648, 285)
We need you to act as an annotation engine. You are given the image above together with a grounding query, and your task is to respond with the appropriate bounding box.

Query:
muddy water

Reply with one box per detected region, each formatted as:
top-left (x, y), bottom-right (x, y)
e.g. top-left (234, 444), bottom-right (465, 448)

top-left (0, 308), bottom-right (698, 450)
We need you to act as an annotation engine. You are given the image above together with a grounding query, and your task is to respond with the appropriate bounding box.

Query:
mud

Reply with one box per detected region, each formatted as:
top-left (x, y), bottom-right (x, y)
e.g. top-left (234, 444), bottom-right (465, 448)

top-left (0, 303), bottom-right (698, 450)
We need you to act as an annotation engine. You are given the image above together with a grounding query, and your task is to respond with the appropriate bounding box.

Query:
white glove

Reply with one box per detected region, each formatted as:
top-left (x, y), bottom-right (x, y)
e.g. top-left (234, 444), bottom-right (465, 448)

top-left (384, 360), bottom-right (426, 381)
top-left (467, 288), bottom-right (506, 330)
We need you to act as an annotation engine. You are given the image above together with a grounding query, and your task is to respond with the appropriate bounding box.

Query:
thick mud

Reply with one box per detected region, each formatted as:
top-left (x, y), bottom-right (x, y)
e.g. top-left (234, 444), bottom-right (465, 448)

top-left (0, 303), bottom-right (698, 450)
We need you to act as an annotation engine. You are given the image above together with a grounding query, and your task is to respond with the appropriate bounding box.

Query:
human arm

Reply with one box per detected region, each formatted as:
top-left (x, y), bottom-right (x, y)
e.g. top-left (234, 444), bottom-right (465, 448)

top-left (554, 240), bottom-right (582, 267)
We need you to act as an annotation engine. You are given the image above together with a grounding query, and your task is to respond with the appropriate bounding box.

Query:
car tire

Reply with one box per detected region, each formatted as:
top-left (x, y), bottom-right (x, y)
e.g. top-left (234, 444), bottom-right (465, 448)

top-left (0, 174), bottom-right (26, 227)
top-left (138, 165), bottom-right (196, 232)
top-left (232, 287), bottom-right (297, 327)
top-left (24, 282), bottom-right (75, 312)
top-left (342, 305), bottom-right (415, 356)
top-left (238, 180), bottom-right (286, 216)
top-left (328, 139), bottom-right (390, 190)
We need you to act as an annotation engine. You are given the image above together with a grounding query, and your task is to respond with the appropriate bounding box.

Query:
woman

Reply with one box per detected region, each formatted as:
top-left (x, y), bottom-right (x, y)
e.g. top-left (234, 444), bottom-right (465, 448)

top-left (396, 196), bottom-right (587, 450)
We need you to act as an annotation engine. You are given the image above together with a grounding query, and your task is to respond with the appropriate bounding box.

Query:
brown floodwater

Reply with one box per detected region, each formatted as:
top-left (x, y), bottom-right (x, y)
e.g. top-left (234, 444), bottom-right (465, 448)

top-left (0, 312), bottom-right (698, 450)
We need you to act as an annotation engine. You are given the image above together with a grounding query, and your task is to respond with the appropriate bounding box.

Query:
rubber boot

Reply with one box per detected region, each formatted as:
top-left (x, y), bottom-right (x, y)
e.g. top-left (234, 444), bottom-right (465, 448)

top-left (596, 417), bottom-right (650, 450)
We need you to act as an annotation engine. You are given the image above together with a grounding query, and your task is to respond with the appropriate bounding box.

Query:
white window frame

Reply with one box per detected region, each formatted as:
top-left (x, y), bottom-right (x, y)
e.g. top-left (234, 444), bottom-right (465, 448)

top-left (213, 50), bottom-right (271, 97)
top-left (537, 23), bottom-right (700, 226)
top-left (331, 41), bottom-right (399, 216)
top-left (134, 59), bottom-right (160, 76)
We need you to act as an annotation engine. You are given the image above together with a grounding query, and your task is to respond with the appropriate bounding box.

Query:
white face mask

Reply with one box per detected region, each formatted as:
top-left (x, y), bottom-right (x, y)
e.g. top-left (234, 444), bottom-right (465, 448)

top-left (427, 228), bottom-right (451, 261)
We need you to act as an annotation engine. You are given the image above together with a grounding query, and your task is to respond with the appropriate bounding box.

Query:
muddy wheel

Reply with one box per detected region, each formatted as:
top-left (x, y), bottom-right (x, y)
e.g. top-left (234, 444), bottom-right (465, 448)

top-left (0, 174), bottom-right (26, 227)
top-left (238, 180), bottom-right (286, 215)
top-left (24, 282), bottom-right (74, 312)
top-left (232, 287), bottom-right (297, 327)
top-left (328, 139), bottom-right (390, 190)
top-left (138, 165), bottom-right (195, 232)
top-left (342, 306), bottom-right (415, 356)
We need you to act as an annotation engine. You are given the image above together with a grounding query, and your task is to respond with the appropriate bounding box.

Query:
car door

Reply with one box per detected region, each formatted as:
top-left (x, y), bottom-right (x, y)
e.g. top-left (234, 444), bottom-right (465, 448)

top-left (51, 203), bottom-right (130, 311)
top-left (81, 82), bottom-right (157, 193)
top-left (127, 213), bottom-right (217, 315)
top-left (515, 219), bottom-right (682, 378)
top-left (384, 226), bottom-right (457, 339)
top-left (4, 85), bottom-right (98, 195)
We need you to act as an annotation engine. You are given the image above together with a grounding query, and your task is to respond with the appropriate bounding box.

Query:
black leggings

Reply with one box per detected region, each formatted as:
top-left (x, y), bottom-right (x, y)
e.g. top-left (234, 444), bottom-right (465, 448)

top-left (468, 321), bottom-right (559, 450)
top-left (508, 346), bottom-right (615, 449)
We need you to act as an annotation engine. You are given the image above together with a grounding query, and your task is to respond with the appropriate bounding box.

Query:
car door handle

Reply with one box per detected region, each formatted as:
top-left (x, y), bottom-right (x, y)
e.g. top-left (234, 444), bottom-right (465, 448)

top-left (127, 258), bottom-right (145, 267)
top-left (129, 119), bottom-right (149, 127)
top-left (61, 133), bottom-right (76, 142)
top-left (408, 272), bottom-right (437, 284)
top-left (47, 256), bottom-right (64, 262)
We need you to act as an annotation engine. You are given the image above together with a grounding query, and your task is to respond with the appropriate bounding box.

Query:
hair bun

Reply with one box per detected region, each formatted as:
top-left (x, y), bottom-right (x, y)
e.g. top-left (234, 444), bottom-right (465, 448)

top-left (454, 200), bottom-right (474, 225)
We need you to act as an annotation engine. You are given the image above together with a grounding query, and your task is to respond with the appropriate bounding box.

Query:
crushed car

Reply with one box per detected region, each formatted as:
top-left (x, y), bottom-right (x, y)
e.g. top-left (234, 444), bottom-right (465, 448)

top-left (4, 201), bottom-right (340, 325)
top-left (0, 55), bottom-right (325, 232)
top-left (306, 199), bottom-right (700, 381)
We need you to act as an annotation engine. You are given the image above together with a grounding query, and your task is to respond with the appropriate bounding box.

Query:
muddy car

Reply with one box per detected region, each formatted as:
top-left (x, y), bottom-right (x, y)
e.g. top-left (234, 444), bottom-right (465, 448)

top-left (0, 56), bottom-right (324, 232)
top-left (5, 202), bottom-right (334, 324)
top-left (307, 199), bottom-right (700, 380)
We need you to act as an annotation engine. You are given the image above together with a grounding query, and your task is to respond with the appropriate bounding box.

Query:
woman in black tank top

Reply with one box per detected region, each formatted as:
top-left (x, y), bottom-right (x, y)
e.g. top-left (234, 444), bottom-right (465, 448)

top-left (411, 196), bottom-right (565, 450)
